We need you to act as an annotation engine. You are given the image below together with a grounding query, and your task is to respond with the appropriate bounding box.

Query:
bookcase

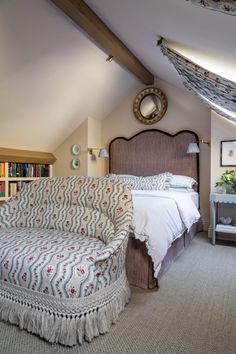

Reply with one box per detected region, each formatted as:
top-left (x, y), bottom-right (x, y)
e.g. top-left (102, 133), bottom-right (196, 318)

top-left (0, 147), bottom-right (56, 202)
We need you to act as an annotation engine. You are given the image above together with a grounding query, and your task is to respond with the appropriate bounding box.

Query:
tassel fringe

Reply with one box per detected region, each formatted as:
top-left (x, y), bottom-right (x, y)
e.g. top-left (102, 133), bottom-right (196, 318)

top-left (0, 272), bottom-right (130, 346)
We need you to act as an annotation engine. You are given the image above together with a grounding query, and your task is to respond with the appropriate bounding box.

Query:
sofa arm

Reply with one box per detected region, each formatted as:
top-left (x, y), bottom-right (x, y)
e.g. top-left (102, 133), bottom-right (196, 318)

top-left (95, 230), bottom-right (129, 263)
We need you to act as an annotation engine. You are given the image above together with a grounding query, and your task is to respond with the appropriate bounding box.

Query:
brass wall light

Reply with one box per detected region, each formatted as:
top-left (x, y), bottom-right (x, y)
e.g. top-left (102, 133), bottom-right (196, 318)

top-left (88, 148), bottom-right (109, 159)
top-left (187, 140), bottom-right (210, 154)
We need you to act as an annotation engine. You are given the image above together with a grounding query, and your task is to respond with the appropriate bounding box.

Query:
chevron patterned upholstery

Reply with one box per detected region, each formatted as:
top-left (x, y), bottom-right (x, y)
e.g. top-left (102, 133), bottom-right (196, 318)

top-left (0, 176), bottom-right (133, 345)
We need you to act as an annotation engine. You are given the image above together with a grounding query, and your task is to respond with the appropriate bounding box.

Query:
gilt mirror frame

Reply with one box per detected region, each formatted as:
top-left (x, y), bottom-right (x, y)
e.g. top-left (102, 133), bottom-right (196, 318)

top-left (133, 87), bottom-right (168, 125)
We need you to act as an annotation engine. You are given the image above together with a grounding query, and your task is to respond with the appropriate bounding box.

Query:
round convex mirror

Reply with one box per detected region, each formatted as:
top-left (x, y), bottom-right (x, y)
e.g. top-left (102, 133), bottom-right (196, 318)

top-left (133, 87), bottom-right (167, 125)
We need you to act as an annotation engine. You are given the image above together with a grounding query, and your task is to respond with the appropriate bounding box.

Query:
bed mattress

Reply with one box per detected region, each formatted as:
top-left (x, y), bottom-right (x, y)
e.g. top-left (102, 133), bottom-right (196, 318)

top-left (167, 188), bottom-right (199, 208)
top-left (130, 190), bottom-right (200, 277)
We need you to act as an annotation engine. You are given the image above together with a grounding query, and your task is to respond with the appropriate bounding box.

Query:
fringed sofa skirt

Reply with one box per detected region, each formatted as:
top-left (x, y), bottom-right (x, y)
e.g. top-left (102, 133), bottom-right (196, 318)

top-left (0, 271), bottom-right (130, 346)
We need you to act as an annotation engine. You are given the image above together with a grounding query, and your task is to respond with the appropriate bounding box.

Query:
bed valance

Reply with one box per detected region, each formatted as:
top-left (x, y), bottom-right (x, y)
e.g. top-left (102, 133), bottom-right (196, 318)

top-left (187, 1), bottom-right (236, 16)
top-left (159, 39), bottom-right (236, 122)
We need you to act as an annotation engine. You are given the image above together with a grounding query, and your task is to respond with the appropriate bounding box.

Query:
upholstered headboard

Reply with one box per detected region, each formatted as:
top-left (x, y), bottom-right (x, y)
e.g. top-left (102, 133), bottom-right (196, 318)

top-left (109, 129), bottom-right (199, 185)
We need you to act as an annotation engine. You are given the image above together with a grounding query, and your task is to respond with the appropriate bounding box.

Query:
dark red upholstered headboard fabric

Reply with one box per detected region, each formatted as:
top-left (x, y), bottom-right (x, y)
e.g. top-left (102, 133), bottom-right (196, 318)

top-left (109, 129), bottom-right (199, 187)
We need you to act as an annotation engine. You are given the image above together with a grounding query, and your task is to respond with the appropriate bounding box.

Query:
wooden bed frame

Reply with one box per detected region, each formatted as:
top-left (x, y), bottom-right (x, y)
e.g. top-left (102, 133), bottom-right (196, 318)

top-left (109, 129), bottom-right (201, 289)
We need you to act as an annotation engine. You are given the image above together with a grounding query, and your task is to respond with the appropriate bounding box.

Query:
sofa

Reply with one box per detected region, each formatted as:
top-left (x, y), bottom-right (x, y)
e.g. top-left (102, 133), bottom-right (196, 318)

top-left (0, 176), bottom-right (133, 346)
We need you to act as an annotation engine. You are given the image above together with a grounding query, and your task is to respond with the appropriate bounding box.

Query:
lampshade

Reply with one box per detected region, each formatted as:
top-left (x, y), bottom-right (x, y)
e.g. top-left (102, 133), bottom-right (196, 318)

top-left (187, 143), bottom-right (200, 154)
top-left (98, 148), bottom-right (109, 158)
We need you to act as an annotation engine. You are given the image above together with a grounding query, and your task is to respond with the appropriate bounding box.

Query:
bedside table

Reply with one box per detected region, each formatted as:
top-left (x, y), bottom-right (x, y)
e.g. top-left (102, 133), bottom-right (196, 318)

top-left (210, 193), bottom-right (236, 245)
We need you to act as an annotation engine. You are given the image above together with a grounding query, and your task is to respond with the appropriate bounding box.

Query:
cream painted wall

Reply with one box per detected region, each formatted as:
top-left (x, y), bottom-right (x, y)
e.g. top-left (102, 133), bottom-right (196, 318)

top-left (53, 118), bottom-right (88, 177)
top-left (210, 111), bottom-right (236, 227)
top-left (211, 111), bottom-right (236, 189)
top-left (101, 79), bottom-right (211, 229)
top-left (53, 117), bottom-right (104, 177)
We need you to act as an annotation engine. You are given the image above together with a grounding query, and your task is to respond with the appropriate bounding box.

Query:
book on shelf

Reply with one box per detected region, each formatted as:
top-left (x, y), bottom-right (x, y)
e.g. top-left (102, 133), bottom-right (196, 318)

top-left (8, 163), bottom-right (50, 178)
top-left (0, 163), bottom-right (5, 177)
top-left (0, 160), bottom-right (52, 200)
top-left (0, 182), bottom-right (5, 197)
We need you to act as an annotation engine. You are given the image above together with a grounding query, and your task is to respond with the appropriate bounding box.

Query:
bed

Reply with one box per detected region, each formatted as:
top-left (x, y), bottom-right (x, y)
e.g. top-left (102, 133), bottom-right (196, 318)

top-left (108, 129), bottom-right (202, 289)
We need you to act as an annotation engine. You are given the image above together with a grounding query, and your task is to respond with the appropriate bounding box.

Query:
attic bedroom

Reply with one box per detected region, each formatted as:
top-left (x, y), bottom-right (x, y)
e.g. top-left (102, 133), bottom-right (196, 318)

top-left (0, 0), bottom-right (236, 353)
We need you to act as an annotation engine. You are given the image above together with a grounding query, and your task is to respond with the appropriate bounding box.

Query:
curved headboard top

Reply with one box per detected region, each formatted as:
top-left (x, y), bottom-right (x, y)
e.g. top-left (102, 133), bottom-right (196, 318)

top-left (109, 129), bottom-right (199, 184)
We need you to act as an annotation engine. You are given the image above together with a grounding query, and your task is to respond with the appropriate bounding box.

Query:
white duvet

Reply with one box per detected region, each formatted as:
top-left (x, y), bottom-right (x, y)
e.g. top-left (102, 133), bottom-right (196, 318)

top-left (131, 190), bottom-right (200, 277)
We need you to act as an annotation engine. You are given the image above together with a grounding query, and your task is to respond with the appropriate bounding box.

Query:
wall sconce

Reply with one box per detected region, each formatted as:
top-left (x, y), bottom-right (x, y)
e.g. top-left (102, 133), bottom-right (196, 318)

top-left (88, 148), bottom-right (109, 159)
top-left (187, 140), bottom-right (210, 154)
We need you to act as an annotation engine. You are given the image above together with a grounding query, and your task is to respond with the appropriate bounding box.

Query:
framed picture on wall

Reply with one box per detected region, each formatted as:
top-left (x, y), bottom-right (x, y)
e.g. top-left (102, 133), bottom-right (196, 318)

top-left (221, 140), bottom-right (236, 166)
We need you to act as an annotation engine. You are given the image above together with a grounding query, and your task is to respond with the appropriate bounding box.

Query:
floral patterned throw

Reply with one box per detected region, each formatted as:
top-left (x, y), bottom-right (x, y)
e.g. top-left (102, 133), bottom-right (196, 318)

top-left (160, 40), bottom-right (236, 122)
top-left (187, 0), bottom-right (236, 15)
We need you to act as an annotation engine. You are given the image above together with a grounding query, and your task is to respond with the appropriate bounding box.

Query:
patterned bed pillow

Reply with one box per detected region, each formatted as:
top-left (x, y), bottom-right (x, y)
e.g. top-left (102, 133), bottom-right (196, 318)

top-left (106, 174), bottom-right (141, 189)
top-left (106, 173), bottom-right (172, 190)
top-left (139, 173), bottom-right (172, 190)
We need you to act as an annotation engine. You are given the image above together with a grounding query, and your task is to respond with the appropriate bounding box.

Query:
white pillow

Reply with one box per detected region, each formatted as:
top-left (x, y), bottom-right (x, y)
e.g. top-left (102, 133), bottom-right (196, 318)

top-left (106, 174), bottom-right (136, 178)
top-left (170, 175), bottom-right (198, 189)
top-left (168, 187), bottom-right (194, 193)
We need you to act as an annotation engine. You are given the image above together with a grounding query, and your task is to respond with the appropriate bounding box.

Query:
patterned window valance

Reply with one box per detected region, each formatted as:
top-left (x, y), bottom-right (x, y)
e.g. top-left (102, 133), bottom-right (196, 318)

top-left (160, 40), bottom-right (236, 122)
top-left (187, 0), bottom-right (236, 16)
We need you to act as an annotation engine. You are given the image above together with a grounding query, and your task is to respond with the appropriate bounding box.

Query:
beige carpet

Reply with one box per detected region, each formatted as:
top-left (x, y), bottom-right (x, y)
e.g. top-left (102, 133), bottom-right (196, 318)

top-left (1, 233), bottom-right (236, 354)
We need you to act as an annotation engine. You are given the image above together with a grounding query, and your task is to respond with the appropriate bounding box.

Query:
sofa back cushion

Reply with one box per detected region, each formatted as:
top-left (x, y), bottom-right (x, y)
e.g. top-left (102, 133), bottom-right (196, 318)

top-left (0, 176), bottom-right (132, 244)
top-left (2, 204), bottom-right (115, 243)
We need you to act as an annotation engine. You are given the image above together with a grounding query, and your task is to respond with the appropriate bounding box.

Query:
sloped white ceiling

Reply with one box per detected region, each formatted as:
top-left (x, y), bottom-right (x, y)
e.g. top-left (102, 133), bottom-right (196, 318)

top-left (1, 0), bottom-right (235, 152)
top-left (0, 0), bottom-right (139, 152)
top-left (86, 0), bottom-right (236, 86)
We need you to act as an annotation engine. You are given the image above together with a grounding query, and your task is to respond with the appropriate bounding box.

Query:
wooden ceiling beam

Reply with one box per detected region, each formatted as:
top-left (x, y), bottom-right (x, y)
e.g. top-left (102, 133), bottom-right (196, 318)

top-left (50, 0), bottom-right (154, 85)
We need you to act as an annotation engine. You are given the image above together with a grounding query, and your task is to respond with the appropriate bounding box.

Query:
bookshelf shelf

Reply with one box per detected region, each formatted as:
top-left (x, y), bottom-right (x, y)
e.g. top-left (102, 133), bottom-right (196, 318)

top-left (8, 177), bottom-right (40, 182)
top-left (0, 148), bottom-right (56, 202)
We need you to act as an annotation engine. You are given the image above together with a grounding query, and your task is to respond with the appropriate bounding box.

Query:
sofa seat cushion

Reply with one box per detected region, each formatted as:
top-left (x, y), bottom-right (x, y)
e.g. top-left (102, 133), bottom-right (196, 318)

top-left (0, 227), bottom-right (106, 298)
